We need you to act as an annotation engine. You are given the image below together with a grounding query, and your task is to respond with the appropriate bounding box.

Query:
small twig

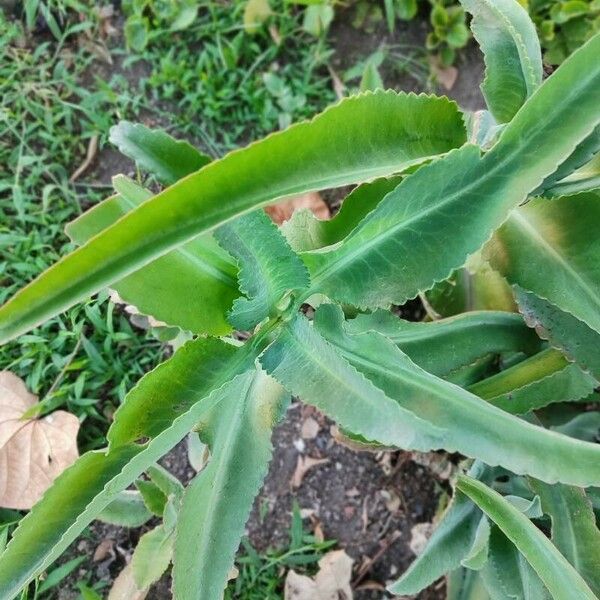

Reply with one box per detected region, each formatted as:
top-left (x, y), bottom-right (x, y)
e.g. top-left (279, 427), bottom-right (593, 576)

top-left (69, 134), bottom-right (98, 182)
top-left (351, 531), bottom-right (401, 587)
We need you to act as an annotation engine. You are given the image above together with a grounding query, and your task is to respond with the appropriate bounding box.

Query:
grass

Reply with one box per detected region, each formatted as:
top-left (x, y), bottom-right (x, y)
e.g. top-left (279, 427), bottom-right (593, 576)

top-left (226, 502), bottom-right (337, 599)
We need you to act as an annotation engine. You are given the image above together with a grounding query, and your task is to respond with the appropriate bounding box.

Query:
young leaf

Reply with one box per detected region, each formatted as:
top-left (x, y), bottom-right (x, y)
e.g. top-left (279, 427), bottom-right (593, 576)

top-left (459, 0), bottom-right (543, 122)
top-left (0, 92), bottom-right (466, 344)
top-left (67, 177), bottom-right (239, 335)
top-left (215, 210), bottom-right (310, 330)
top-left (480, 525), bottom-right (550, 600)
top-left (486, 192), bottom-right (600, 333)
top-left (515, 286), bottom-right (600, 379)
top-left (457, 475), bottom-right (597, 600)
top-left (312, 304), bottom-right (600, 486)
top-left (282, 176), bottom-right (402, 252)
top-left (346, 309), bottom-right (541, 377)
top-left (529, 480), bottom-right (600, 596)
top-left (468, 348), bottom-right (598, 414)
top-left (302, 36), bottom-right (600, 308)
top-left (109, 121), bottom-right (211, 185)
top-left (173, 369), bottom-right (289, 600)
top-left (97, 491), bottom-right (153, 528)
top-left (389, 462), bottom-right (492, 595)
top-left (131, 525), bottom-right (174, 589)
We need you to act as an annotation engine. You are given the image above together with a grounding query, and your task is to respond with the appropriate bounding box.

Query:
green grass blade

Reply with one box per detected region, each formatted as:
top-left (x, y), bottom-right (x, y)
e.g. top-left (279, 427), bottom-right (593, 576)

top-left (302, 35), bottom-right (600, 308)
top-left (173, 369), bottom-right (289, 600)
top-left (215, 210), bottom-right (309, 330)
top-left (346, 309), bottom-right (541, 377)
top-left (487, 192), bottom-right (600, 333)
top-left (459, 0), bottom-right (542, 122)
top-left (0, 92), bottom-right (466, 344)
top-left (457, 475), bottom-right (597, 600)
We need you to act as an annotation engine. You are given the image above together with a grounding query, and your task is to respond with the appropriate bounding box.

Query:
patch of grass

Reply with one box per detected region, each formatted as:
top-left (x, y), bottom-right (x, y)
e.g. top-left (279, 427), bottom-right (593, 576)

top-left (119, 0), bottom-right (336, 153)
top-left (0, 10), bottom-right (164, 450)
top-left (225, 502), bottom-right (336, 599)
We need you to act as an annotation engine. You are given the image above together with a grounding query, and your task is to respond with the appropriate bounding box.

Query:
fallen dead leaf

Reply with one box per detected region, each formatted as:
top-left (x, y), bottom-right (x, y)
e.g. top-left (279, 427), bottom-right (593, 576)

top-left (409, 522), bottom-right (435, 556)
top-left (410, 451), bottom-right (455, 480)
top-left (285, 550), bottom-right (353, 600)
top-left (380, 489), bottom-right (401, 514)
top-left (291, 455), bottom-right (329, 488)
top-left (265, 191), bottom-right (330, 225)
top-left (301, 416), bottom-right (320, 439)
top-left (108, 562), bottom-right (148, 600)
top-left (69, 134), bottom-right (98, 182)
top-left (327, 65), bottom-right (346, 100)
top-left (93, 538), bottom-right (115, 562)
top-left (430, 58), bottom-right (458, 91)
top-left (0, 371), bottom-right (80, 509)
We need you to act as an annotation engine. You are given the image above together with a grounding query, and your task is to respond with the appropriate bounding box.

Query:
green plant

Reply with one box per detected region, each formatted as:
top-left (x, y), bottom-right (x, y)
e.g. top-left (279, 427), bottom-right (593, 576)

top-left (122, 0), bottom-right (200, 51)
top-left (1, 1), bottom-right (600, 599)
top-left (529, 0), bottom-right (600, 64)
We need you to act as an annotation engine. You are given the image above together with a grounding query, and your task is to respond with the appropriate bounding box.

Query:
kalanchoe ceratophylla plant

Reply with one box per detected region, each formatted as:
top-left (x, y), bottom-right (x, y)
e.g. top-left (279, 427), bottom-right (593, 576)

top-left (1, 0), bottom-right (600, 597)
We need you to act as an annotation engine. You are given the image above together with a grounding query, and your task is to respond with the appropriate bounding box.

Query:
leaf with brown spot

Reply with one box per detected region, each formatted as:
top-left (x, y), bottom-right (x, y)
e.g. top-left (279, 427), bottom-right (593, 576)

top-left (265, 192), bottom-right (330, 225)
top-left (0, 371), bottom-right (79, 509)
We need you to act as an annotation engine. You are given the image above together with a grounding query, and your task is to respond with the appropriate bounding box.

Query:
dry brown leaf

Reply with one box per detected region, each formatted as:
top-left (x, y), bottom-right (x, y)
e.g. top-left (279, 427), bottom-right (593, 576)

top-left (409, 522), bottom-right (435, 556)
top-left (265, 191), bottom-right (330, 225)
top-left (300, 416), bottom-right (320, 440)
top-left (108, 562), bottom-right (148, 600)
top-left (285, 550), bottom-right (353, 600)
top-left (291, 455), bottom-right (329, 488)
top-left (327, 65), bottom-right (346, 100)
top-left (93, 538), bottom-right (115, 562)
top-left (69, 134), bottom-right (98, 182)
top-left (0, 371), bottom-right (79, 509)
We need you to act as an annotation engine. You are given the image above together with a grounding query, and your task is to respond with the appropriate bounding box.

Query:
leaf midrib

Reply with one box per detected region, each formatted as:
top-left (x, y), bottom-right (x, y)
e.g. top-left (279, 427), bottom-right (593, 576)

top-left (306, 62), bottom-right (600, 293)
top-left (510, 210), bottom-right (600, 316)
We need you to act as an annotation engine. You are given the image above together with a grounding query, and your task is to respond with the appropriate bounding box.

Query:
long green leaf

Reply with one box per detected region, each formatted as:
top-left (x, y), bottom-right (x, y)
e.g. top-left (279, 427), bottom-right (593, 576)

top-left (481, 525), bottom-right (550, 600)
top-left (259, 314), bottom-right (447, 451)
top-left (302, 35), bottom-right (600, 308)
top-left (459, 0), bottom-right (542, 122)
top-left (516, 286), bottom-right (600, 379)
top-left (67, 176), bottom-right (238, 334)
top-left (536, 126), bottom-right (600, 194)
top-left (313, 304), bottom-right (600, 486)
top-left (109, 121), bottom-right (211, 185)
top-left (389, 462), bottom-right (491, 595)
top-left (468, 348), bottom-right (597, 414)
top-left (346, 309), bottom-right (541, 377)
top-left (0, 338), bottom-right (261, 598)
top-left (215, 210), bottom-right (309, 330)
top-left (529, 480), bottom-right (600, 596)
top-left (108, 335), bottom-right (263, 448)
top-left (0, 92), bottom-right (466, 343)
top-left (173, 369), bottom-right (289, 600)
top-left (457, 475), bottom-right (597, 600)
top-left (486, 192), bottom-right (600, 333)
